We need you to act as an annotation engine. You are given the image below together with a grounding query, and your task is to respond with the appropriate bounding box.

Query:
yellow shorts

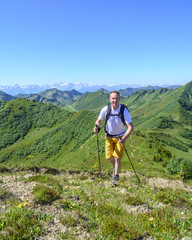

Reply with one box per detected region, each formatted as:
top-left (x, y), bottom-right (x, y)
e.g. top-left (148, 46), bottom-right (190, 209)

top-left (105, 136), bottom-right (124, 159)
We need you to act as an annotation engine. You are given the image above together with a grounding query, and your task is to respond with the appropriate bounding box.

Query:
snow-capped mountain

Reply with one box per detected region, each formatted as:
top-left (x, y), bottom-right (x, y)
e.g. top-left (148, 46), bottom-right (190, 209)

top-left (0, 82), bottom-right (180, 96)
top-left (0, 82), bottom-right (137, 95)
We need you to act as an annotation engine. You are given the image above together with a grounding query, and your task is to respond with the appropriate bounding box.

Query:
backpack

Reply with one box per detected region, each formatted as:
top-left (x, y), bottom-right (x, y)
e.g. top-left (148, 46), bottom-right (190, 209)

top-left (104, 103), bottom-right (128, 137)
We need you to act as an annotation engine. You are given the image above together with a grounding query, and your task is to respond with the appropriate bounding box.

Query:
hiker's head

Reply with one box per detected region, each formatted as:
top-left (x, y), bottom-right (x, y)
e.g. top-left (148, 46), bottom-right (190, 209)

top-left (109, 91), bottom-right (120, 109)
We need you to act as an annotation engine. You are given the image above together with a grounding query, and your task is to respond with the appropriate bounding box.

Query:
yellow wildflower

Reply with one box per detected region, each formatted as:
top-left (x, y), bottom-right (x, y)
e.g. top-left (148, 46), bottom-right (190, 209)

top-left (148, 217), bottom-right (154, 221)
top-left (18, 201), bottom-right (30, 208)
top-left (18, 204), bottom-right (22, 208)
top-left (23, 201), bottom-right (30, 206)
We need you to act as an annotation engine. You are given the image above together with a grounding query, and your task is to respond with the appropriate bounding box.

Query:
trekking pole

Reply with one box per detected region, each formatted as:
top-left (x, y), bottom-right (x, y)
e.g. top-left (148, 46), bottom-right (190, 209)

top-left (96, 133), bottom-right (101, 174)
top-left (120, 138), bottom-right (140, 183)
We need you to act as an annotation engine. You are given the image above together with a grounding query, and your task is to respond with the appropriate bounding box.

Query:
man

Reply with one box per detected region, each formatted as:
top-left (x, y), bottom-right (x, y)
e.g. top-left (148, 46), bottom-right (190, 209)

top-left (93, 91), bottom-right (133, 186)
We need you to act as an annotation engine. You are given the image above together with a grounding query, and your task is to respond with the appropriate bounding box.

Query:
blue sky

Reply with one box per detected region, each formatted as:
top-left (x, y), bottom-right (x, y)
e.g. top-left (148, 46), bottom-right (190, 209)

top-left (0, 0), bottom-right (192, 87)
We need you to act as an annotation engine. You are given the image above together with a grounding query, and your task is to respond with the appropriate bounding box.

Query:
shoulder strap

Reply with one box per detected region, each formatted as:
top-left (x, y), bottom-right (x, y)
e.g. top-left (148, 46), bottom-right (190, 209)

top-left (119, 104), bottom-right (129, 125)
top-left (104, 103), bottom-right (111, 132)
top-left (119, 104), bottom-right (125, 125)
top-left (106, 103), bottom-right (111, 122)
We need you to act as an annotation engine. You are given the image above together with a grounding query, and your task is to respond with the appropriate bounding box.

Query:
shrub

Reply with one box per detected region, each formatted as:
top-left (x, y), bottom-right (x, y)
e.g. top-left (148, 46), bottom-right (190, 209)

top-left (166, 158), bottom-right (192, 179)
top-left (153, 154), bottom-right (163, 162)
top-left (166, 158), bottom-right (182, 174)
top-left (158, 117), bottom-right (174, 129)
top-left (134, 130), bottom-right (146, 137)
top-left (180, 159), bottom-right (192, 179)
top-left (180, 129), bottom-right (192, 140)
top-left (152, 142), bottom-right (172, 166)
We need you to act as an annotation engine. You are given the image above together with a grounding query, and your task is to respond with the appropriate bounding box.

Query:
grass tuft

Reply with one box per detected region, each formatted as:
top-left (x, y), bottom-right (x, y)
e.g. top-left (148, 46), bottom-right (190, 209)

top-left (101, 218), bottom-right (141, 240)
top-left (124, 194), bottom-right (145, 206)
top-left (0, 206), bottom-right (44, 240)
top-left (32, 184), bottom-right (60, 204)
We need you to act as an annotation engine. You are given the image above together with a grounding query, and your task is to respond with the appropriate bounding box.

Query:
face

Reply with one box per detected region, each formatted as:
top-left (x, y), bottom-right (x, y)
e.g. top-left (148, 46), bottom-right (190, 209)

top-left (109, 93), bottom-right (120, 110)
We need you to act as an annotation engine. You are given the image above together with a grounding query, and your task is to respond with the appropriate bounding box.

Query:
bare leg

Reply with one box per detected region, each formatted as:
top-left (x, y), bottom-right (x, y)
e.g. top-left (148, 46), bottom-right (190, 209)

top-left (108, 157), bottom-right (115, 166)
top-left (114, 158), bottom-right (121, 175)
top-left (108, 157), bottom-right (115, 176)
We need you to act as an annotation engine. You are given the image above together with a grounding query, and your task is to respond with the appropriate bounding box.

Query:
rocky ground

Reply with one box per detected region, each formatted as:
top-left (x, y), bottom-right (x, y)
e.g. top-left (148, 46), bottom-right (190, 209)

top-left (0, 168), bottom-right (192, 240)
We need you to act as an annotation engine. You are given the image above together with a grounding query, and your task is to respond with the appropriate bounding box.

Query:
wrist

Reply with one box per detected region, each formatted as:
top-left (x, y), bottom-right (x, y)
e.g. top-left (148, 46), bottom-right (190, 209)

top-left (94, 124), bottom-right (100, 133)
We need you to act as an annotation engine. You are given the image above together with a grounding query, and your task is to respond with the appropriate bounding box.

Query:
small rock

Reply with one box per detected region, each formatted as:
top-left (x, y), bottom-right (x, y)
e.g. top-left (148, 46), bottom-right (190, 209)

top-left (24, 173), bottom-right (34, 178)
top-left (54, 218), bottom-right (60, 224)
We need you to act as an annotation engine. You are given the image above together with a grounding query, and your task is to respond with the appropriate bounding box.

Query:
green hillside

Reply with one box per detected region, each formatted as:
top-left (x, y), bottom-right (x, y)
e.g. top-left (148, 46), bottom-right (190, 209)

top-left (66, 82), bottom-right (192, 173)
top-left (118, 86), bottom-right (161, 97)
top-left (0, 82), bottom-right (192, 182)
top-left (17, 89), bottom-right (82, 108)
top-left (68, 91), bottom-right (109, 113)
top-left (121, 82), bottom-right (192, 161)
top-left (0, 99), bottom-right (100, 169)
top-left (39, 88), bottom-right (82, 105)
top-left (0, 98), bottom-right (171, 178)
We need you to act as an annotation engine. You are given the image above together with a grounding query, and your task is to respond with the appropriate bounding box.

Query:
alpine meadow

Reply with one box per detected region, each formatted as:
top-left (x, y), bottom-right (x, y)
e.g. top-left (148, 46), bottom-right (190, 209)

top-left (0, 81), bottom-right (192, 239)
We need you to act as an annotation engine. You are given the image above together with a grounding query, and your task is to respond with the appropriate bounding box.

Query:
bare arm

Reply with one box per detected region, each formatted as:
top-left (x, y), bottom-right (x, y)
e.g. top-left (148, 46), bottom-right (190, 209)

top-left (119, 122), bottom-right (133, 144)
top-left (93, 119), bottom-right (102, 133)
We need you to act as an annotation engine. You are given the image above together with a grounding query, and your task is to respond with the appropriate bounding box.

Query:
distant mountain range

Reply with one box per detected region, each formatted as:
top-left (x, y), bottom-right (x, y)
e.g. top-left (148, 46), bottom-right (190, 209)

top-left (0, 82), bottom-right (181, 95)
top-left (0, 84), bottom-right (184, 110)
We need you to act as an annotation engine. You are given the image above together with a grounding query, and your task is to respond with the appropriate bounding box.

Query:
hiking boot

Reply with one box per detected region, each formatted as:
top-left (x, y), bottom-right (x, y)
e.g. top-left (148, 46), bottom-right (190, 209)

top-left (112, 175), bottom-right (119, 186)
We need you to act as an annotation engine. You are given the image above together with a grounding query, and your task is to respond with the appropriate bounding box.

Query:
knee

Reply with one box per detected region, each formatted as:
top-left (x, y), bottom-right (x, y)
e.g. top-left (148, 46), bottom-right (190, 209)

top-left (115, 158), bottom-right (121, 163)
top-left (108, 157), bottom-right (114, 164)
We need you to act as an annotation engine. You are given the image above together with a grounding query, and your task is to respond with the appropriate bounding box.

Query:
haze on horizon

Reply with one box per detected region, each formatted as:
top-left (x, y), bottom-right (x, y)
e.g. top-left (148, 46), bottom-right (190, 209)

top-left (1, 0), bottom-right (192, 87)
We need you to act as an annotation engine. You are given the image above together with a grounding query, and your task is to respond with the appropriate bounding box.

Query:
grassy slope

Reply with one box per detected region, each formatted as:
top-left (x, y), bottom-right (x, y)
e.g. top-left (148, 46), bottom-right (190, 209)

top-left (0, 99), bottom-right (109, 171)
top-left (121, 84), bottom-right (192, 161)
top-left (1, 169), bottom-right (192, 240)
top-left (0, 83), bottom-right (192, 181)
top-left (17, 89), bottom-right (82, 108)
top-left (39, 88), bottom-right (82, 105)
top-left (69, 91), bottom-right (109, 114)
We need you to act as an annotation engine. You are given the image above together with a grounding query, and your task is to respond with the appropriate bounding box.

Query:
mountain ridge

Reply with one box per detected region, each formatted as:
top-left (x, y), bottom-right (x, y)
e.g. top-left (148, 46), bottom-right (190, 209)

top-left (0, 91), bottom-right (16, 101)
top-left (16, 89), bottom-right (82, 108)
top-left (0, 82), bottom-right (181, 95)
